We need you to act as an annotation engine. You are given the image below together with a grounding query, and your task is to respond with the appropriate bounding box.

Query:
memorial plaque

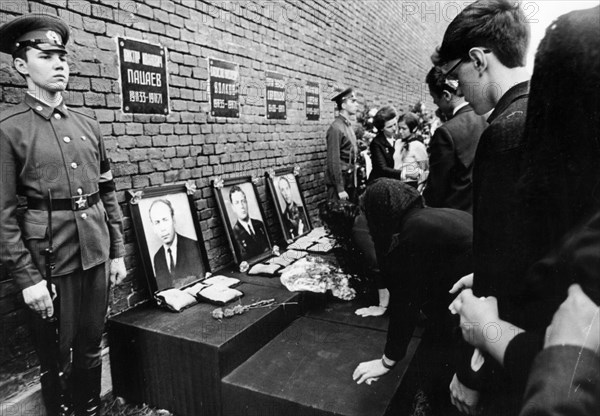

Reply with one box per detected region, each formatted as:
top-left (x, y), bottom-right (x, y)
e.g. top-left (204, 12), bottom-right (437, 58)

top-left (306, 81), bottom-right (320, 120)
top-left (117, 37), bottom-right (169, 114)
top-left (266, 71), bottom-right (286, 120)
top-left (209, 58), bottom-right (240, 118)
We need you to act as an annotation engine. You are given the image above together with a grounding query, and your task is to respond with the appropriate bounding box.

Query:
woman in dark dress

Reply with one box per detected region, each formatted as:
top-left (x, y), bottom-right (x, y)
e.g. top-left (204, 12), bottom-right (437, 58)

top-left (367, 106), bottom-right (403, 182)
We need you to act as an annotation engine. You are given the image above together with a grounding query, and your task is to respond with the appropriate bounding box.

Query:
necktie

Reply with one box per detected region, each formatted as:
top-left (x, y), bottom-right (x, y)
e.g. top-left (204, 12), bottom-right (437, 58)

top-left (248, 224), bottom-right (255, 237)
top-left (168, 248), bottom-right (175, 273)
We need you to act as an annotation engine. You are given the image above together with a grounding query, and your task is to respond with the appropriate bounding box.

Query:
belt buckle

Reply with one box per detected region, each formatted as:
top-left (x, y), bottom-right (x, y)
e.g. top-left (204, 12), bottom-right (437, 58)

top-left (72, 194), bottom-right (89, 211)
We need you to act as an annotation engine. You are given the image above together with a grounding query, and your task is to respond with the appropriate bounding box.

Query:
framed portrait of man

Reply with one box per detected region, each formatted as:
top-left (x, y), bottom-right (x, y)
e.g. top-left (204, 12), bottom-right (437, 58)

top-left (213, 176), bottom-right (273, 266)
top-left (128, 184), bottom-right (210, 294)
top-left (266, 168), bottom-right (312, 243)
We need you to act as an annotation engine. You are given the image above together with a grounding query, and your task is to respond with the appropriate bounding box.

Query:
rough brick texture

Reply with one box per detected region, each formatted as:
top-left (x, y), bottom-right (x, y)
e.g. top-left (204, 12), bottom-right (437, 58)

top-left (0, 0), bottom-right (452, 400)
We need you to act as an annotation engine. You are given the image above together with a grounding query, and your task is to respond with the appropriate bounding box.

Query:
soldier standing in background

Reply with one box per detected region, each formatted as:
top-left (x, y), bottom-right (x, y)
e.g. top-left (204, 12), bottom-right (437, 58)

top-left (0, 14), bottom-right (126, 416)
top-left (325, 87), bottom-right (359, 202)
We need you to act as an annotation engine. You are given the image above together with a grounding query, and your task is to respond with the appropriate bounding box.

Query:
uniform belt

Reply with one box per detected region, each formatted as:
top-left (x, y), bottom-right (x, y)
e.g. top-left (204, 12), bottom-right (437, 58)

top-left (27, 192), bottom-right (100, 211)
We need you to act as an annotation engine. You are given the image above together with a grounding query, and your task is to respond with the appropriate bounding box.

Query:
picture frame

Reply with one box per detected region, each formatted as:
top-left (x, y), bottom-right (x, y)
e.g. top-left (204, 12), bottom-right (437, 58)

top-left (266, 167), bottom-right (312, 243)
top-left (128, 183), bottom-right (210, 295)
top-left (213, 176), bottom-right (274, 267)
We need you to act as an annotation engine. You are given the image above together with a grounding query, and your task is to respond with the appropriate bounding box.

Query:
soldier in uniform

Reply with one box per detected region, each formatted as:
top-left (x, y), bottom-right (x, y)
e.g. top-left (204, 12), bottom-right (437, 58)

top-left (0, 14), bottom-right (126, 416)
top-left (325, 87), bottom-right (359, 202)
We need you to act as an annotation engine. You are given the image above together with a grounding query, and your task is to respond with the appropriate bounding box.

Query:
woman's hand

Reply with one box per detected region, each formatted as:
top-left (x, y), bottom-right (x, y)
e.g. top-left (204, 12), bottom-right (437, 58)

top-left (352, 358), bottom-right (390, 385)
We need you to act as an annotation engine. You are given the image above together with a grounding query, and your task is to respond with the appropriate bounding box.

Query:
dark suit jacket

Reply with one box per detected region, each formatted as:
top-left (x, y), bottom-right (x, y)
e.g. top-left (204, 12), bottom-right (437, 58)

top-left (232, 218), bottom-right (270, 261)
top-left (424, 104), bottom-right (487, 212)
top-left (153, 234), bottom-right (204, 291)
top-left (368, 133), bottom-right (402, 182)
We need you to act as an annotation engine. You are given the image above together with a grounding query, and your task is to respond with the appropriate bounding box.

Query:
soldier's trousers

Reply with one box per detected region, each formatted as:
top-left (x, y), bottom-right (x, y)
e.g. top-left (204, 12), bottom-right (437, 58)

top-left (29, 261), bottom-right (109, 375)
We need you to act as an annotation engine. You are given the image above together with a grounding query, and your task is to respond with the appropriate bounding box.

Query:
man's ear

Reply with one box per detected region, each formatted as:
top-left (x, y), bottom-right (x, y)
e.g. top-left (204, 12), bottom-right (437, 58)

top-left (468, 48), bottom-right (488, 74)
top-left (13, 57), bottom-right (29, 77)
top-left (442, 90), bottom-right (453, 102)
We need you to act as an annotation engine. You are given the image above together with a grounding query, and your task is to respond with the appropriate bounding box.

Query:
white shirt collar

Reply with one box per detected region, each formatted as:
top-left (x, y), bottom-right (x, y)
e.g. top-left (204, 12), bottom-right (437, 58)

top-left (452, 101), bottom-right (469, 116)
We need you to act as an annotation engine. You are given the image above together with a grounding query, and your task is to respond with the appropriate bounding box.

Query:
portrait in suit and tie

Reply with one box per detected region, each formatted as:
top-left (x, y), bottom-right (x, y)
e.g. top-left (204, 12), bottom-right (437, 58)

top-left (147, 198), bottom-right (205, 291)
top-left (130, 184), bottom-right (209, 296)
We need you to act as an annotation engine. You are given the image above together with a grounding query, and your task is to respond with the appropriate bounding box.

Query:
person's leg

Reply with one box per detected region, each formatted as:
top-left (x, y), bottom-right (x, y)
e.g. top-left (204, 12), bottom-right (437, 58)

top-left (72, 262), bottom-right (108, 416)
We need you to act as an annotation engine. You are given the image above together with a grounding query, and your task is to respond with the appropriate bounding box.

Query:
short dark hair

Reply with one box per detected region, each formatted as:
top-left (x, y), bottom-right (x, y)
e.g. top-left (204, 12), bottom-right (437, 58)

top-left (228, 185), bottom-right (245, 203)
top-left (398, 112), bottom-right (420, 133)
top-left (434, 0), bottom-right (530, 68)
top-left (425, 66), bottom-right (457, 97)
top-left (372, 106), bottom-right (397, 131)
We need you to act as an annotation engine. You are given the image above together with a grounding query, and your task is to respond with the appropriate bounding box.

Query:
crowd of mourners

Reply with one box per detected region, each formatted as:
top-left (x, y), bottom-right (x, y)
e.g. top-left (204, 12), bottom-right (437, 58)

top-left (322, 1), bottom-right (600, 415)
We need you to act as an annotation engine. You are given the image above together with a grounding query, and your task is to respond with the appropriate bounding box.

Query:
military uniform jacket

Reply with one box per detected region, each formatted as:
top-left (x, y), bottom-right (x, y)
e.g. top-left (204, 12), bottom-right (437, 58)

top-left (324, 115), bottom-right (357, 193)
top-left (0, 94), bottom-right (125, 290)
top-left (232, 218), bottom-right (270, 261)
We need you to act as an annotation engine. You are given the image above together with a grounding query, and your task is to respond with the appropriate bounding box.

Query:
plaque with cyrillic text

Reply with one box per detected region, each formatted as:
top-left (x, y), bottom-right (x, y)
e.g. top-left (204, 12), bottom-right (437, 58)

top-left (209, 58), bottom-right (240, 118)
top-left (117, 37), bottom-right (169, 114)
top-left (306, 81), bottom-right (320, 120)
top-left (266, 71), bottom-right (286, 120)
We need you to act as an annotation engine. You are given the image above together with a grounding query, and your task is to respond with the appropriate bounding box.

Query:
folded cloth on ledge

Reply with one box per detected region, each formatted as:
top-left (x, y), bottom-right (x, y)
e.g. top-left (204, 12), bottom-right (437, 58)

top-left (308, 237), bottom-right (337, 253)
top-left (197, 285), bottom-right (243, 305)
top-left (267, 249), bottom-right (307, 267)
top-left (203, 275), bottom-right (240, 287)
top-left (183, 282), bottom-right (209, 297)
top-left (155, 288), bottom-right (198, 312)
top-left (286, 238), bottom-right (315, 251)
top-left (248, 262), bottom-right (282, 276)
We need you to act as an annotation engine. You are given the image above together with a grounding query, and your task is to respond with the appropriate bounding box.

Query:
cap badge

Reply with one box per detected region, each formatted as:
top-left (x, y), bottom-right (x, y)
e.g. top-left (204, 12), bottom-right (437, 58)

top-left (46, 30), bottom-right (62, 45)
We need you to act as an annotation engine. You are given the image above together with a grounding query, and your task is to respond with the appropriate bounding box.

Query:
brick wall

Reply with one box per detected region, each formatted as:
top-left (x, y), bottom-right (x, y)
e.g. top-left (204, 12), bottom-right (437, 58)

top-left (0, 0), bottom-right (452, 400)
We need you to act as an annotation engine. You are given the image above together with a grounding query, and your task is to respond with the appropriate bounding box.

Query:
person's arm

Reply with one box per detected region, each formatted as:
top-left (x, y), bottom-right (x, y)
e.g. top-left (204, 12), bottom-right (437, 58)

top-left (0, 125), bottom-right (53, 318)
top-left (326, 124), bottom-right (345, 194)
top-left (423, 127), bottom-right (454, 207)
top-left (520, 284), bottom-right (600, 416)
top-left (369, 139), bottom-right (402, 180)
top-left (94, 120), bottom-right (126, 283)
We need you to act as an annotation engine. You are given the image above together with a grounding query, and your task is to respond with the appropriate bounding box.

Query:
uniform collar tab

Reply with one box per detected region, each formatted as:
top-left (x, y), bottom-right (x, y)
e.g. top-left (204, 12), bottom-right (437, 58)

top-left (24, 93), bottom-right (68, 118)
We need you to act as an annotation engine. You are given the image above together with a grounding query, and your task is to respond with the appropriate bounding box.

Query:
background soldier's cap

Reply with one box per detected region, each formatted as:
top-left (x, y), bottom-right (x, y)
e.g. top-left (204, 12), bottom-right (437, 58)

top-left (0, 14), bottom-right (70, 56)
top-left (331, 87), bottom-right (355, 104)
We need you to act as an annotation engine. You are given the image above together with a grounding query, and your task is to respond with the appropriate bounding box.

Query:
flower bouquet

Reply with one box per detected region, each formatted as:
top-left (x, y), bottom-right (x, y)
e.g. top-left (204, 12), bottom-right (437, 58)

top-left (279, 256), bottom-right (356, 301)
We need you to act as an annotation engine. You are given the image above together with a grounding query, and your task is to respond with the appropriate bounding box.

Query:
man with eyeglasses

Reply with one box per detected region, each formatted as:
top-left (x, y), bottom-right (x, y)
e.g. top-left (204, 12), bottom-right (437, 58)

top-left (325, 87), bottom-right (359, 202)
top-left (432, 0), bottom-right (531, 415)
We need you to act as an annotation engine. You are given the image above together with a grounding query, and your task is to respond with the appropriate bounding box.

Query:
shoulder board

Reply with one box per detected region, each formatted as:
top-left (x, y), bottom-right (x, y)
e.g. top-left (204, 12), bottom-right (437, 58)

top-left (69, 106), bottom-right (97, 120)
top-left (0, 103), bottom-right (30, 123)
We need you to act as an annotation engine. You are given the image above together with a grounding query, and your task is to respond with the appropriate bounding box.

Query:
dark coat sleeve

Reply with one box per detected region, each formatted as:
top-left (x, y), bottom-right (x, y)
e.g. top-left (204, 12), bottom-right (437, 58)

top-left (423, 126), bottom-right (454, 207)
top-left (502, 210), bottom-right (600, 390)
top-left (326, 123), bottom-right (345, 192)
top-left (519, 346), bottom-right (600, 416)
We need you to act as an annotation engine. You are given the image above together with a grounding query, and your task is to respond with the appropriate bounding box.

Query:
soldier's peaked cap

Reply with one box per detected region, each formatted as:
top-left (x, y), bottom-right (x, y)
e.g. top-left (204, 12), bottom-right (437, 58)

top-left (331, 87), bottom-right (355, 104)
top-left (0, 14), bottom-right (70, 56)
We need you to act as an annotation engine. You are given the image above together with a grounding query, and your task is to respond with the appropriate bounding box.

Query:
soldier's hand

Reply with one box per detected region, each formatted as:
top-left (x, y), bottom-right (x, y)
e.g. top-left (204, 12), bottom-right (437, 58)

top-left (22, 280), bottom-right (54, 319)
top-left (109, 257), bottom-right (127, 285)
top-left (338, 191), bottom-right (349, 200)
